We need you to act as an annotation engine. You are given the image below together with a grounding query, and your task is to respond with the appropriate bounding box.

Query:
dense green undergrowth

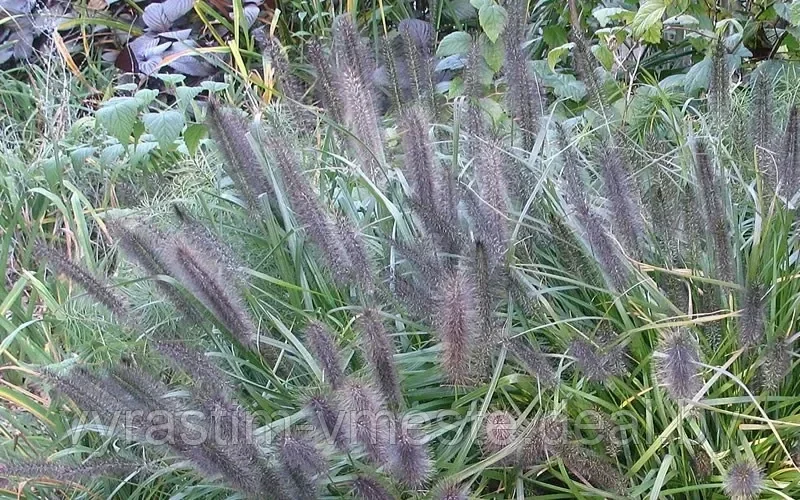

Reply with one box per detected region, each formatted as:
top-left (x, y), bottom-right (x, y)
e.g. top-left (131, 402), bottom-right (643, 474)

top-left (2, 1), bottom-right (800, 499)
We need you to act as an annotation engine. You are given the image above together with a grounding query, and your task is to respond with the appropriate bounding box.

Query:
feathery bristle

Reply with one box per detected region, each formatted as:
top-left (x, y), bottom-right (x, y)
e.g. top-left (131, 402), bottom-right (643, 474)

top-left (692, 139), bottom-right (734, 282)
top-left (778, 106), bottom-right (800, 200)
top-left (569, 29), bottom-right (602, 107)
top-left (570, 336), bottom-right (626, 382)
top-left (751, 69), bottom-right (773, 151)
top-left (387, 416), bottom-right (432, 487)
top-left (274, 430), bottom-right (326, 497)
top-left (45, 366), bottom-right (142, 423)
top-left (399, 106), bottom-right (439, 214)
top-left (759, 340), bottom-right (791, 391)
top-left (470, 242), bottom-right (502, 381)
top-left (0, 457), bottom-right (143, 483)
top-left (151, 339), bottom-right (232, 398)
top-left (503, 0), bottom-right (545, 151)
top-left (430, 479), bottom-right (469, 500)
top-left (352, 474), bottom-right (396, 500)
top-left (738, 283), bottom-right (765, 349)
top-left (305, 320), bottom-right (347, 389)
top-left (338, 379), bottom-right (391, 464)
top-left (462, 41), bottom-right (485, 159)
top-left (260, 130), bottom-right (360, 288)
top-left (482, 410), bottom-right (516, 455)
top-left (723, 459), bottom-right (764, 500)
top-left (708, 40), bottom-right (730, 126)
top-left (556, 441), bottom-right (627, 495)
top-left (206, 101), bottom-right (274, 212)
top-left (306, 390), bottom-right (349, 451)
top-left (166, 239), bottom-right (258, 347)
top-left (308, 41), bottom-right (344, 123)
top-left (472, 136), bottom-right (510, 264)
top-left (35, 244), bottom-right (128, 318)
top-left (558, 129), bottom-right (630, 291)
top-left (356, 308), bottom-right (402, 407)
top-left (399, 23), bottom-right (435, 107)
top-left (265, 35), bottom-right (311, 129)
top-left (113, 221), bottom-right (204, 324)
top-left (335, 213), bottom-right (375, 292)
top-left (646, 151), bottom-right (680, 265)
top-left (655, 327), bottom-right (703, 403)
top-left (508, 336), bottom-right (556, 387)
top-left (332, 14), bottom-right (374, 86)
top-left (338, 65), bottom-right (385, 182)
top-left (435, 267), bottom-right (478, 385)
top-left (379, 35), bottom-right (404, 110)
top-left (597, 138), bottom-right (644, 259)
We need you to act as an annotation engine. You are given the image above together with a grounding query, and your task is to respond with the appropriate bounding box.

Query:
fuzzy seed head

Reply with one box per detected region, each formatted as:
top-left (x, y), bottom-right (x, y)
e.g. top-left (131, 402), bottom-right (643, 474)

top-left (431, 479), bottom-right (469, 500)
top-left (304, 321), bottom-right (346, 389)
top-left (482, 411), bottom-right (517, 454)
top-left (723, 459), bottom-right (764, 500)
top-left (388, 419), bottom-right (432, 487)
top-left (435, 268), bottom-right (478, 385)
top-left (655, 328), bottom-right (703, 403)
top-left (356, 308), bottom-right (402, 407)
top-left (352, 475), bottom-right (395, 500)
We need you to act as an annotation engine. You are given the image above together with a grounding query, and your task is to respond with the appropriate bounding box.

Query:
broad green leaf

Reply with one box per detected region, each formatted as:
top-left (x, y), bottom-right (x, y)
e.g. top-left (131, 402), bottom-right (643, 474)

top-left (479, 2), bottom-right (507, 43)
top-left (201, 81), bottom-right (229, 92)
top-left (631, 0), bottom-right (665, 43)
top-left (437, 31), bottom-right (472, 57)
top-left (593, 7), bottom-right (634, 27)
top-left (469, 0), bottom-right (489, 9)
top-left (142, 110), bottom-right (185, 149)
top-left (543, 25), bottom-right (568, 48)
top-left (592, 44), bottom-right (615, 71)
top-left (482, 36), bottom-right (504, 73)
top-left (684, 57), bottom-right (712, 94)
top-left (156, 73), bottom-right (186, 85)
top-left (775, 2), bottom-right (800, 25)
top-left (95, 97), bottom-right (139, 145)
top-left (134, 88), bottom-right (159, 106)
top-left (184, 123), bottom-right (207, 155)
top-left (176, 86), bottom-right (204, 109)
top-left (547, 42), bottom-right (574, 71)
top-left (530, 60), bottom-right (587, 101)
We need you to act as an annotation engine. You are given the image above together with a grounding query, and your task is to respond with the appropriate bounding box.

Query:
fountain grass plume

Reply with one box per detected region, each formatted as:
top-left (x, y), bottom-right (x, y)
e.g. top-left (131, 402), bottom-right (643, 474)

top-left (692, 139), bottom-right (734, 282)
top-left (34, 243), bottom-right (128, 318)
top-left (305, 389), bottom-right (349, 451)
top-left (503, 0), bottom-right (544, 151)
top-left (166, 238), bottom-right (258, 347)
top-left (435, 267), bottom-right (478, 385)
top-left (737, 282), bottom-right (766, 349)
top-left (709, 39), bottom-right (730, 127)
top-left (387, 414), bottom-right (432, 487)
top-left (0, 457), bottom-right (144, 484)
top-left (352, 474), bottom-right (396, 500)
top-left (264, 35), bottom-right (312, 129)
top-left (723, 458), bottom-right (764, 500)
top-left (597, 137), bottom-right (645, 260)
top-left (332, 14), bottom-right (375, 88)
top-left (430, 479), bottom-right (469, 500)
top-left (508, 336), bottom-right (556, 387)
top-left (759, 339), bottom-right (791, 391)
top-left (304, 320), bottom-right (347, 389)
top-left (654, 327), bottom-right (703, 403)
top-left (356, 307), bottom-right (402, 407)
top-left (338, 65), bottom-right (386, 182)
top-left (557, 128), bottom-right (630, 291)
top-left (274, 430), bottom-right (326, 499)
top-left (308, 41), bottom-right (344, 123)
top-left (206, 101), bottom-right (274, 214)
top-left (338, 379), bottom-right (391, 464)
top-left (472, 136), bottom-right (510, 265)
top-left (778, 106), bottom-right (800, 200)
top-left (260, 128), bottom-right (367, 288)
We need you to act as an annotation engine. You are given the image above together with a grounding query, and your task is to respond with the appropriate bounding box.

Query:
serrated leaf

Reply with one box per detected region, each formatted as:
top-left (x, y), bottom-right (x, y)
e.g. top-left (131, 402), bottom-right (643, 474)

top-left (200, 81), bottom-right (229, 92)
top-left (130, 141), bottom-right (159, 168)
top-left (176, 86), bottom-right (204, 109)
top-left (469, 0), bottom-right (489, 9)
top-left (684, 57), bottom-right (712, 94)
top-left (183, 123), bottom-right (207, 155)
top-left (592, 44), bottom-right (614, 71)
top-left (96, 97), bottom-right (139, 145)
top-left (530, 60), bottom-right (587, 101)
top-left (543, 25), bottom-right (568, 48)
top-left (100, 143), bottom-right (126, 164)
top-left (631, 0), bottom-right (665, 43)
top-left (437, 31), bottom-right (472, 57)
top-left (134, 88), bottom-right (159, 106)
top-left (481, 36), bottom-right (504, 72)
top-left (142, 110), bottom-right (185, 149)
top-left (156, 73), bottom-right (186, 85)
top-left (547, 42), bottom-right (574, 71)
top-left (593, 7), bottom-right (634, 27)
top-left (479, 2), bottom-right (507, 43)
